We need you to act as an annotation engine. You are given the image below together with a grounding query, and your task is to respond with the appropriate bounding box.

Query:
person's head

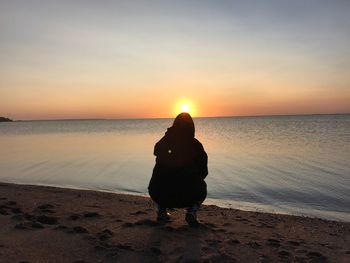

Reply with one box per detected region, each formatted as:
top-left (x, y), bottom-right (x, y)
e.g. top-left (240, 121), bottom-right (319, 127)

top-left (172, 112), bottom-right (195, 138)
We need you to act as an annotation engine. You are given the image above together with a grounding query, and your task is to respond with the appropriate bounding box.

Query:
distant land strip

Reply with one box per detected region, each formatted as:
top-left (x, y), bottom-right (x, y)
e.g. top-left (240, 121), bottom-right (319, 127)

top-left (0, 117), bottom-right (13, 122)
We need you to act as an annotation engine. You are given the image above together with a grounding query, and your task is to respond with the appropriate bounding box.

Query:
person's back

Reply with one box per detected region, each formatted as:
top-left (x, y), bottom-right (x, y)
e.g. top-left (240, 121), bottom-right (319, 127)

top-left (148, 113), bottom-right (208, 226)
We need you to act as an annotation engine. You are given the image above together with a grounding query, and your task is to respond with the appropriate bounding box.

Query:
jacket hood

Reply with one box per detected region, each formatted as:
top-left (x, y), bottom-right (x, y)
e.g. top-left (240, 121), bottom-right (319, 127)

top-left (167, 112), bottom-right (195, 138)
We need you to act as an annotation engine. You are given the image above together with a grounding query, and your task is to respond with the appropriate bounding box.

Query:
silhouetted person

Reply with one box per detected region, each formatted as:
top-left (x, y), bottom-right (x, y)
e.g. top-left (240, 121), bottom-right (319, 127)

top-left (148, 112), bottom-right (208, 226)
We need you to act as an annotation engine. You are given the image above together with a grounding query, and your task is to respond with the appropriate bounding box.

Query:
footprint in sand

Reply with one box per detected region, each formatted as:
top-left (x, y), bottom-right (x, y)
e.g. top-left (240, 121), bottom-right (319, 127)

top-left (117, 243), bottom-right (134, 251)
top-left (15, 223), bottom-right (30, 230)
top-left (72, 226), bottom-right (89, 234)
top-left (11, 213), bottom-right (35, 221)
top-left (87, 205), bottom-right (101, 208)
top-left (24, 213), bottom-right (35, 221)
top-left (36, 204), bottom-right (55, 214)
top-left (227, 239), bottom-right (240, 245)
top-left (287, 240), bottom-right (300, 246)
top-left (212, 228), bottom-right (226, 233)
top-left (68, 212), bottom-right (100, 220)
top-left (267, 238), bottom-right (281, 247)
top-left (97, 229), bottom-right (114, 241)
top-left (69, 214), bottom-right (81, 220)
top-left (83, 212), bottom-right (100, 218)
top-left (37, 204), bottom-right (55, 210)
top-left (122, 222), bottom-right (134, 227)
top-left (36, 215), bottom-right (59, 225)
top-left (206, 239), bottom-right (222, 247)
top-left (236, 217), bottom-right (250, 223)
top-left (15, 222), bottom-right (44, 230)
top-left (0, 202), bottom-right (23, 215)
top-left (31, 222), bottom-right (44, 229)
top-left (278, 250), bottom-right (291, 258)
top-left (247, 241), bottom-right (261, 249)
top-left (12, 212), bottom-right (41, 228)
top-left (306, 251), bottom-right (327, 262)
top-left (130, 211), bottom-right (147, 215)
top-left (54, 225), bottom-right (68, 231)
top-left (258, 223), bottom-right (272, 228)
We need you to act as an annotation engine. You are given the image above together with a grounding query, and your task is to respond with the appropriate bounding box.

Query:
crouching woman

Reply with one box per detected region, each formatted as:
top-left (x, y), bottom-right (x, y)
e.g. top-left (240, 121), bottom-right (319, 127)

top-left (148, 112), bottom-right (208, 226)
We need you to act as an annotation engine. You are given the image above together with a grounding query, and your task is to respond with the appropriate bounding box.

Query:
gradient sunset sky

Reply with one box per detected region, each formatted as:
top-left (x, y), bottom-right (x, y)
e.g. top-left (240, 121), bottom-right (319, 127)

top-left (1, 0), bottom-right (349, 120)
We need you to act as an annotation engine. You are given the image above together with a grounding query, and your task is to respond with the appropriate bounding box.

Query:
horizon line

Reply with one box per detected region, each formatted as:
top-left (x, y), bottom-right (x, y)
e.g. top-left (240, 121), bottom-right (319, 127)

top-left (8, 112), bottom-right (350, 122)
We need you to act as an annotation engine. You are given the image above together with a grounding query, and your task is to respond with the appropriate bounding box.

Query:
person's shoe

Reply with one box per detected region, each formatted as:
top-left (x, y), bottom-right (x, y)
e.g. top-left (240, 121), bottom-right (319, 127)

top-left (157, 211), bottom-right (171, 222)
top-left (185, 213), bottom-right (200, 227)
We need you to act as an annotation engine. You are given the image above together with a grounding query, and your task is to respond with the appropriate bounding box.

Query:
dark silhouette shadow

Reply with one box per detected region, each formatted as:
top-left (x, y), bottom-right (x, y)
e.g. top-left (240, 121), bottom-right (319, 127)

top-left (147, 222), bottom-right (209, 262)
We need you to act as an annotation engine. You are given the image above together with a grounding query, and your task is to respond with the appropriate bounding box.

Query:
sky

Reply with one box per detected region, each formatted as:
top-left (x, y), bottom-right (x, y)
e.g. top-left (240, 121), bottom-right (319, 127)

top-left (1, 0), bottom-right (350, 120)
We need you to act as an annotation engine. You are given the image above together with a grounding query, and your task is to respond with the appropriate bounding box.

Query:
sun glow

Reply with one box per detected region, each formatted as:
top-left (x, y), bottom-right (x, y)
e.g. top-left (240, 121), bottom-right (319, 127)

top-left (174, 100), bottom-right (197, 116)
top-left (181, 104), bottom-right (190, 113)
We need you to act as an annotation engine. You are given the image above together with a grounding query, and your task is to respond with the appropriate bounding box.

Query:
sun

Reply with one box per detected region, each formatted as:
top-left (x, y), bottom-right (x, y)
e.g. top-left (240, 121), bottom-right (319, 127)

top-left (174, 100), bottom-right (197, 116)
top-left (181, 104), bottom-right (190, 113)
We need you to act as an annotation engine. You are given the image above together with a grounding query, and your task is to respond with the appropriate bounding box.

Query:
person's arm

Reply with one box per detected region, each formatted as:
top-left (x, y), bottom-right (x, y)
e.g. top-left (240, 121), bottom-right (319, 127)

top-left (154, 136), bottom-right (166, 156)
top-left (195, 140), bottom-right (208, 180)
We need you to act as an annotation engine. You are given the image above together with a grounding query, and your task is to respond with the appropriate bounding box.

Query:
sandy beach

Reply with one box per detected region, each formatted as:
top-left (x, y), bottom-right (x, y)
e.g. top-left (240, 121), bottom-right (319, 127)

top-left (0, 182), bottom-right (349, 262)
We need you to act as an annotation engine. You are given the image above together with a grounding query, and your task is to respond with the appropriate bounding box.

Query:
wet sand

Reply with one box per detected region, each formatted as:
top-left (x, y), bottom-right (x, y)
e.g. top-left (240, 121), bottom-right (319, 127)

top-left (0, 182), bottom-right (349, 262)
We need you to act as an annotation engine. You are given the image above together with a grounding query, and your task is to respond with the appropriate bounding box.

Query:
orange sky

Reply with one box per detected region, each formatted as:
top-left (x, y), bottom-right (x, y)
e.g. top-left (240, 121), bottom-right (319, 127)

top-left (1, 1), bottom-right (349, 120)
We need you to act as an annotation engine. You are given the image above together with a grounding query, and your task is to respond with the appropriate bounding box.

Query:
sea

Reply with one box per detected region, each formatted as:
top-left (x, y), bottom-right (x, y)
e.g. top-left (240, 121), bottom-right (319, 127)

top-left (0, 114), bottom-right (349, 222)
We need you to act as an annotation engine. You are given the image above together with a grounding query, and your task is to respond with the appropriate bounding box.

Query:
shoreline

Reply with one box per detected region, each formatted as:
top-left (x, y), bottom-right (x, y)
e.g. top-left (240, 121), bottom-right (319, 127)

top-left (0, 182), bottom-right (349, 262)
top-left (1, 180), bottom-right (348, 223)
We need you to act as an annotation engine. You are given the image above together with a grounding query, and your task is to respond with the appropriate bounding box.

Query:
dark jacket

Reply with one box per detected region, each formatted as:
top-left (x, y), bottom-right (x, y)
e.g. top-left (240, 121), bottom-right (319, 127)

top-left (148, 127), bottom-right (208, 208)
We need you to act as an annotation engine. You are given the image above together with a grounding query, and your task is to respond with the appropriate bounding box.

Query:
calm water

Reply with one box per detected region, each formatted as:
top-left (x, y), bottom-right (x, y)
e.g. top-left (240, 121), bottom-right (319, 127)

top-left (0, 115), bottom-right (349, 221)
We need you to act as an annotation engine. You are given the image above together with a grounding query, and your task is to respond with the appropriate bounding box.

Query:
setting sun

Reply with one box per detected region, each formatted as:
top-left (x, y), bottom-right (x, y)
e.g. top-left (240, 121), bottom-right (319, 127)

top-left (181, 104), bottom-right (190, 113)
top-left (174, 100), bottom-right (197, 116)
